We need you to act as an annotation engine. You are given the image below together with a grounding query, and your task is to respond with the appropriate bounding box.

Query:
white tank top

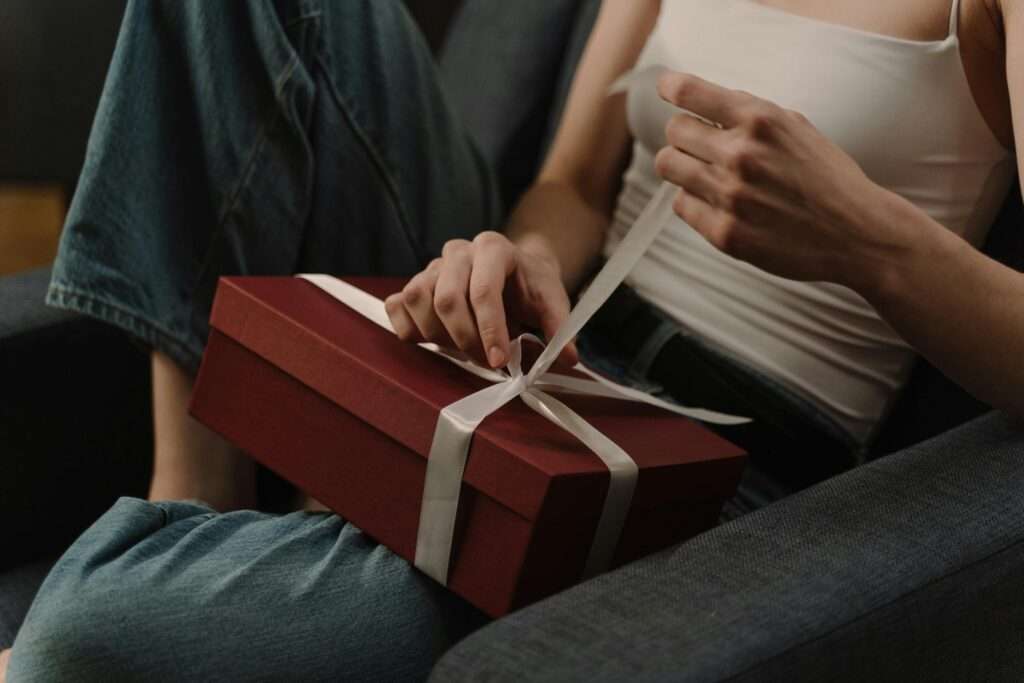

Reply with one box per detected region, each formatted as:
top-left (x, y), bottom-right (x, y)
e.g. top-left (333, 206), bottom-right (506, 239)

top-left (605, 0), bottom-right (1015, 444)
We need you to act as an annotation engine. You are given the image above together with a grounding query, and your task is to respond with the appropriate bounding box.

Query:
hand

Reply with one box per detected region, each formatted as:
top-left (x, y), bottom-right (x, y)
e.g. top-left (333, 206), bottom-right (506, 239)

top-left (384, 231), bottom-right (579, 369)
top-left (654, 71), bottom-right (909, 288)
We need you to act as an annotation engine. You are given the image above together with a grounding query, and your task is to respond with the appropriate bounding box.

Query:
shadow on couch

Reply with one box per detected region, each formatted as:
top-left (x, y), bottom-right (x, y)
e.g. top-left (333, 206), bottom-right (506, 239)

top-left (3, 0), bottom-right (1024, 678)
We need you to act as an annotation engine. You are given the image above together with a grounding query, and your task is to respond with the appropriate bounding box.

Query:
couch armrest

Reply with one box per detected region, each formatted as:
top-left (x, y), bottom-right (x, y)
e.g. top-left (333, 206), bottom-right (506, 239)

top-left (432, 412), bottom-right (1024, 681)
top-left (1, 267), bottom-right (152, 569)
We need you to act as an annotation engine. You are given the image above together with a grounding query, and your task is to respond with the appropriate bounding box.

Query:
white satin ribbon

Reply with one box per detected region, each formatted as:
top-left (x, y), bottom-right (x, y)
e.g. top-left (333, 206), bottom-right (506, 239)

top-left (297, 182), bottom-right (748, 585)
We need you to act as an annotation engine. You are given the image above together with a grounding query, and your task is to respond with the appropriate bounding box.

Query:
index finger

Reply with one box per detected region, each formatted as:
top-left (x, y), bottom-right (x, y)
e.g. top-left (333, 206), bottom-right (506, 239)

top-left (468, 233), bottom-right (516, 368)
top-left (657, 71), bottom-right (751, 129)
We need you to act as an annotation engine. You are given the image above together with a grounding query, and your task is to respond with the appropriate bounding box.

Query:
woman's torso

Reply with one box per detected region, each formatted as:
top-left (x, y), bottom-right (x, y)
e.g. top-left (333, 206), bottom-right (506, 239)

top-left (605, 0), bottom-right (1016, 444)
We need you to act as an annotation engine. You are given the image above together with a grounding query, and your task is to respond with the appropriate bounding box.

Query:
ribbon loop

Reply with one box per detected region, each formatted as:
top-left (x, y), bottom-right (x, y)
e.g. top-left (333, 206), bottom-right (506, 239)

top-left (297, 182), bottom-right (749, 585)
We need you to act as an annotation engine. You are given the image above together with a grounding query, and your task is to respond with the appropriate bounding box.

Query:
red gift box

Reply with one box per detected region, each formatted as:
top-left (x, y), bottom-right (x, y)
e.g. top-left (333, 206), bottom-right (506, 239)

top-left (190, 276), bottom-right (747, 617)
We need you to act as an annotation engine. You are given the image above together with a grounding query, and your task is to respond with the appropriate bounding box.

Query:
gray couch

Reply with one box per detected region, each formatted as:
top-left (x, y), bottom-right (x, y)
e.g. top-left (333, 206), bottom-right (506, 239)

top-left (4, 0), bottom-right (1024, 679)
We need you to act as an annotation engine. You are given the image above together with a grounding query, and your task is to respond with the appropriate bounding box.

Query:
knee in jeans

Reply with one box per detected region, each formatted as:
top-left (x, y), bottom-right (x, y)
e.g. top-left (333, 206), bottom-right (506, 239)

top-left (10, 570), bottom-right (138, 678)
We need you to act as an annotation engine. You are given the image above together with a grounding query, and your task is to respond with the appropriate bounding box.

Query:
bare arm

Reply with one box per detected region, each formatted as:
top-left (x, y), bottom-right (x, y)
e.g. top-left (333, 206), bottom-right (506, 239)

top-left (859, 0), bottom-right (1024, 417)
top-left (652, 0), bottom-right (1024, 419)
top-left (508, 0), bottom-right (661, 293)
top-left (386, 0), bottom-right (659, 368)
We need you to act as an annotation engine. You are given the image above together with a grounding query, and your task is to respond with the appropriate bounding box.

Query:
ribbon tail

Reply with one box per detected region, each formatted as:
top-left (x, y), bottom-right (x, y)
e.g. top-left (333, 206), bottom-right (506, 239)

top-left (528, 182), bottom-right (678, 383)
top-left (414, 406), bottom-right (476, 585)
top-left (540, 368), bottom-right (752, 426)
top-left (521, 389), bottom-right (639, 578)
top-left (414, 375), bottom-right (526, 585)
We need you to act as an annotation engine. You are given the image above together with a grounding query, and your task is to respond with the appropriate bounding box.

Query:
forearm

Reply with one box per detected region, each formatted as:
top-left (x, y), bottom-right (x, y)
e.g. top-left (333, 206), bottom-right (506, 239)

top-left (500, 0), bottom-right (659, 295)
top-left (503, 179), bottom-right (613, 295)
top-left (858, 192), bottom-right (1024, 418)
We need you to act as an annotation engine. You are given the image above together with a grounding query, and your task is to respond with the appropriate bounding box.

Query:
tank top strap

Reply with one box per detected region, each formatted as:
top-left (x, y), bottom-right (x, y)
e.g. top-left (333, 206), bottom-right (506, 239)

top-left (948, 0), bottom-right (961, 38)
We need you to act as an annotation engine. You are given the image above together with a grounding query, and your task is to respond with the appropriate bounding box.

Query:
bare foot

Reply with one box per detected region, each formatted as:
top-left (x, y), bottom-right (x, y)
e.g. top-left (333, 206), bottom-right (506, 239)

top-left (1, 648), bottom-right (11, 683)
top-left (149, 351), bottom-right (257, 511)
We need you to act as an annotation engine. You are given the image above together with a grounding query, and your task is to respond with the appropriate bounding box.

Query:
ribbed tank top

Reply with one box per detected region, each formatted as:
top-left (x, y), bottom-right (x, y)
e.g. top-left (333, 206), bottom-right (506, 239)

top-left (604, 0), bottom-right (1015, 443)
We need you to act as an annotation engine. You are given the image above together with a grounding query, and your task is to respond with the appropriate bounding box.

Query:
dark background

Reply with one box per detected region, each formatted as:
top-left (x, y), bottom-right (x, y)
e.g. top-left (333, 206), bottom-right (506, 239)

top-left (0, 0), bottom-right (462, 194)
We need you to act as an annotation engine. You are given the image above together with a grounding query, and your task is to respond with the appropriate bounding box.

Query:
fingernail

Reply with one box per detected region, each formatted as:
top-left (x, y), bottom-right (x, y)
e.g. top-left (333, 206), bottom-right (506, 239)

top-left (488, 346), bottom-right (506, 368)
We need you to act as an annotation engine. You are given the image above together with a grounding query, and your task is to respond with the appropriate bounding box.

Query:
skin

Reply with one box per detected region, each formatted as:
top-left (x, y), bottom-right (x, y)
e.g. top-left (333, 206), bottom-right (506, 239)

top-left (1, 0), bottom-right (1014, 676)
top-left (387, 0), bottom-right (1024, 422)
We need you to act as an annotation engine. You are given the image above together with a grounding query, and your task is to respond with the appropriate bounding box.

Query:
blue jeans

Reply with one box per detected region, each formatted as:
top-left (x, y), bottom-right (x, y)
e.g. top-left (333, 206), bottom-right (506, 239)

top-left (10, 0), bottom-right (851, 679)
top-left (45, 0), bottom-right (500, 377)
top-left (13, 1), bottom-right (500, 680)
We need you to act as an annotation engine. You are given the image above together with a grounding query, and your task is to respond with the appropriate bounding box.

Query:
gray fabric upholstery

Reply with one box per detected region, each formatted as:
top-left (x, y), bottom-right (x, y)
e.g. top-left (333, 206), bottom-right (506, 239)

top-left (0, 560), bottom-right (54, 650)
top-left (432, 412), bottom-right (1024, 681)
top-left (439, 0), bottom-right (590, 208)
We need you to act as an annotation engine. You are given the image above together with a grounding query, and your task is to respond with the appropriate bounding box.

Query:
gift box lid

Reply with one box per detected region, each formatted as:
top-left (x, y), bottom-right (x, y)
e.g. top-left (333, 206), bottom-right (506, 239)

top-left (208, 277), bottom-right (746, 523)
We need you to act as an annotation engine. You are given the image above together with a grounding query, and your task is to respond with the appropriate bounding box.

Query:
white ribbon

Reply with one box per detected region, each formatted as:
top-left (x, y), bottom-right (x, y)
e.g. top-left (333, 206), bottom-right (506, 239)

top-left (298, 182), bottom-right (748, 585)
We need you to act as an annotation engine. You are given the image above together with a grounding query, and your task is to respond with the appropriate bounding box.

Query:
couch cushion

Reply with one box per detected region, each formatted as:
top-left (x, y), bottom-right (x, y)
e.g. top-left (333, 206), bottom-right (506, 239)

top-left (432, 412), bottom-right (1024, 681)
top-left (439, 0), bottom-right (595, 209)
top-left (0, 559), bottom-right (54, 650)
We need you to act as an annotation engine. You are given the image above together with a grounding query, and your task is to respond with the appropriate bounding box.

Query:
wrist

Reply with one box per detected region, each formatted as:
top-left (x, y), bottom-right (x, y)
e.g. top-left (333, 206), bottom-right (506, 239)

top-left (850, 189), bottom-right (963, 308)
top-left (512, 232), bottom-right (564, 272)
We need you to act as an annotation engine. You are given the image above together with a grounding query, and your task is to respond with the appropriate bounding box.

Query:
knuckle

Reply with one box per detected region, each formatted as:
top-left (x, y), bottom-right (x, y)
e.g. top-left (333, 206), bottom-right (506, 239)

top-left (441, 240), bottom-right (471, 259)
top-left (663, 113), bottom-right (687, 145)
top-left (664, 72), bottom-right (695, 103)
top-left (744, 104), bottom-right (779, 139)
top-left (718, 179), bottom-right (748, 213)
top-left (735, 152), bottom-right (762, 181)
top-left (402, 280), bottom-right (429, 305)
top-left (433, 290), bottom-right (461, 316)
top-left (654, 146), bottom-right (676, 178)
top-left (472, 230), bottom-right (506, 250)
top-left (724, 141), bottom-right (756, 174)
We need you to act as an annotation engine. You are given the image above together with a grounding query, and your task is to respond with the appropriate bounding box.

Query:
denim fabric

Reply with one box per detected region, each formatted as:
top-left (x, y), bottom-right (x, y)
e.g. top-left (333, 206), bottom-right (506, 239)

top-left (8, 499), bottom-right (488, 682)
top-left (8, 0), bottom-right (868, 679)
top-left (46, 0), bottom-right (500, 375)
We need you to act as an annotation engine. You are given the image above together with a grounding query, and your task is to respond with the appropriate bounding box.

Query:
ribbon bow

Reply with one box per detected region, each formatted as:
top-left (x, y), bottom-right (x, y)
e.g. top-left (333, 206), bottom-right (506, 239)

top-left (299, 182), bottom-right (748, 585)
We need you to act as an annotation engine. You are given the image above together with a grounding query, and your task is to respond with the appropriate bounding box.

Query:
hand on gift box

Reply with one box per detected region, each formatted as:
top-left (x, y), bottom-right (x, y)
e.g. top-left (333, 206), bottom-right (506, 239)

top-left (384, 231), bottom-right (579, 370)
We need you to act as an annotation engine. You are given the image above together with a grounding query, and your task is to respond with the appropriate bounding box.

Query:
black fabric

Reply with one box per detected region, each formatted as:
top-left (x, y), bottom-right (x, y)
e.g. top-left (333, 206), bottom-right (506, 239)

top-left (0, 1), bottom-right (127, 191)
top-left (586, 285), bottom-right (857, 493)
top-left (0, 268), bottom-right (153, 571)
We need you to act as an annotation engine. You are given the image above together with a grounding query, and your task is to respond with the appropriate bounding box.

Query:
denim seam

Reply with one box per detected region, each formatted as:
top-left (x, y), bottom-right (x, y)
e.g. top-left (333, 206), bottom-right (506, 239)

top-left (313, 52), bottom-right (428, 264)
top-left (46, 282), bottom-right (201, 368)
top-left (195, 2), bottom-right (319, 284)
top-left (721, 534), bottom-right (1024, 681)
top-left (188, 49), bottom-right (306, 328)
top-left (214, 55), bottom-right (300, 234)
